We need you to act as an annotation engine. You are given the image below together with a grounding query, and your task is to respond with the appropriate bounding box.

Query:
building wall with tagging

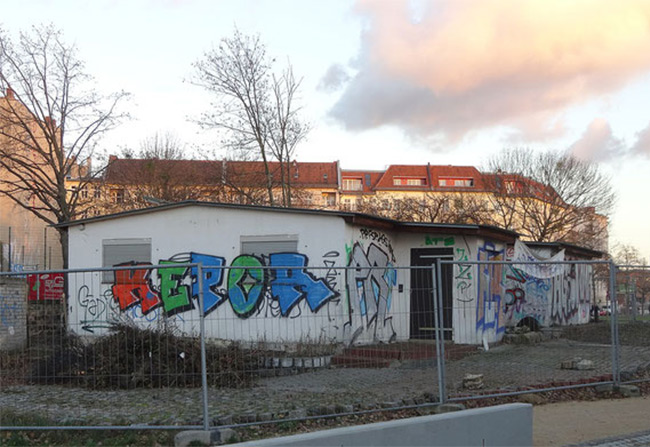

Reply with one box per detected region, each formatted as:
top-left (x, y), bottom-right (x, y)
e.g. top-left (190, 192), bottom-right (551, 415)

top-left (502, 245), bottom-right (593, 329)
top-left (65, 204), bottom-right (595, 347)
top-left (0, 277), bottom-right (27, 350)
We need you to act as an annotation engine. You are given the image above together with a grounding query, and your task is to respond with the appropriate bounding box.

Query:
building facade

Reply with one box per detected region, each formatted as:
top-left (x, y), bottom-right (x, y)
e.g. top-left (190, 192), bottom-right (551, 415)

top-left (62, 202), bottom-right (601, 346)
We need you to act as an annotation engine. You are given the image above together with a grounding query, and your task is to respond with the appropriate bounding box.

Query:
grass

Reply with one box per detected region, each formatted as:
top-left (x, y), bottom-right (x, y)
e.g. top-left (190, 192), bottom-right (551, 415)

top-left (562, 319), bottom-right (650, 345)
top-left (0, 409), bottom-right (177, 447)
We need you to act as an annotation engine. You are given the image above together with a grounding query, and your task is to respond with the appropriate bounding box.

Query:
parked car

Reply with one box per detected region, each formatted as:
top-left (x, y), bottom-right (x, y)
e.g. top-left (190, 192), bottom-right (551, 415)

top-left (599, 304), bottom-right (612, 316)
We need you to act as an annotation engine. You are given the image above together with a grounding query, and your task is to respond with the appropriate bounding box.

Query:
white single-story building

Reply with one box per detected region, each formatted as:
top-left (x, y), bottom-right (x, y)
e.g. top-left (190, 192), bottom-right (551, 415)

top-left (59, 201), bottom-right (601, 346)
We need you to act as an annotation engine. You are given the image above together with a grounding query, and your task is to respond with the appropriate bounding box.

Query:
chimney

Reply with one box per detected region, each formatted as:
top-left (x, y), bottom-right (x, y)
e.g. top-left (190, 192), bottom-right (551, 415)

top-left (5, 88), bottom-right (14, 100)
top-left (109, 155), bottom-right (117, 163)
top-left (44, 116), bottom-right (57, 128)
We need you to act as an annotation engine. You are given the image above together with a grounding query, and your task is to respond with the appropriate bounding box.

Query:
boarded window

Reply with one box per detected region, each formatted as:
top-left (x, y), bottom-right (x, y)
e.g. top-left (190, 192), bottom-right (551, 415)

top-left (102, 238), bottom-right (152, 283)
top-left (240, 235), bottom-right (299, 257)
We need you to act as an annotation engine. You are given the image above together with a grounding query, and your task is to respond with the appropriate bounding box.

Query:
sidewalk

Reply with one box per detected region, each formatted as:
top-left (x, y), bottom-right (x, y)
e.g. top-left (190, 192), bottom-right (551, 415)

top-left (533, 396), bottom-right (650, 446)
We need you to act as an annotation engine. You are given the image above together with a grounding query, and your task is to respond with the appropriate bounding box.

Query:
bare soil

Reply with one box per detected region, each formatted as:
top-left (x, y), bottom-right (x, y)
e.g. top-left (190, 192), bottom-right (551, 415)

top-left (534, 395), bottom-right (650, 446)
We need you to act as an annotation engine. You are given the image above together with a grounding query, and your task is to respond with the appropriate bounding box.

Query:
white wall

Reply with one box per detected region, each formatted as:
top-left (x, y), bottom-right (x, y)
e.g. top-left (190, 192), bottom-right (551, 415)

top-left (68, 206), bottom-right (350, 344)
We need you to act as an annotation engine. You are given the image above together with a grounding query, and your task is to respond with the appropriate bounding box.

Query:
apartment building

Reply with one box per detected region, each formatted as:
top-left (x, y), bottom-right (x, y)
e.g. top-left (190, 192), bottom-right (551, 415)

top-left (80, 157), bottom-right (608, 252)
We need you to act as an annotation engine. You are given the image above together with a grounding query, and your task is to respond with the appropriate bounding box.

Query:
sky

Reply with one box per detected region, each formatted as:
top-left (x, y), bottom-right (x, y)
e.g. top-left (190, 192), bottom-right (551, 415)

top-left (3, 0), bottom-right (650, 261)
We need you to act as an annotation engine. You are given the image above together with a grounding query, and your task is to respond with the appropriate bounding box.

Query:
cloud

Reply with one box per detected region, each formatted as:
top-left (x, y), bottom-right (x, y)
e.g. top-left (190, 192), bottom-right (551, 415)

top-left (569, 118), bottom-right (625, 162)
top-left (317, 64), bottom-right (351, 92)
top-left (631, 121), bottom-right (650, 156)
top-left (330, 0), bottom-right (650, 141)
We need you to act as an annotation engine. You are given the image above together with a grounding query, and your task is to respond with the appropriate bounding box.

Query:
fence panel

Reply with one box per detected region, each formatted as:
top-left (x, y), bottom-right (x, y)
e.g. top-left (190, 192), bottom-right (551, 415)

top-left (0, 260), bottom-right (639, 432)
top-left (614, 264), bottom-right (650, 386)
top-left (440, 259), bottom-right (615, 402)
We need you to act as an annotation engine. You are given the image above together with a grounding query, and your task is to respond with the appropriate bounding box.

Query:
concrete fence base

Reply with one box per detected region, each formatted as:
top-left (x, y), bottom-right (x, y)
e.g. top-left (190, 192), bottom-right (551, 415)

top-left (224, 403), bottom-right (532, 447)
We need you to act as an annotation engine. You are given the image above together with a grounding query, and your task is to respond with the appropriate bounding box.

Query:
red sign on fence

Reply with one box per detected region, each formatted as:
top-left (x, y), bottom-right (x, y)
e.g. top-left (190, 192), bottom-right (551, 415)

top-left (27, 273), bottom-right (64, 301)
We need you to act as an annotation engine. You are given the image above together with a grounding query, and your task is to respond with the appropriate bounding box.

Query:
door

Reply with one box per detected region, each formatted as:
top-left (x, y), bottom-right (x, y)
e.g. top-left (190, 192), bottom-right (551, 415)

top-left (410, 248), bottom-right (454, 340)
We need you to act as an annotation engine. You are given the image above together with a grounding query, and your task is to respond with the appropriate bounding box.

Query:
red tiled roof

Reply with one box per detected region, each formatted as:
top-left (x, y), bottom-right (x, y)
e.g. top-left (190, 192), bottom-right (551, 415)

top-left (104, 158), bottom-right (339, 188)
top-left (429, 165), bottom-right (486, 190)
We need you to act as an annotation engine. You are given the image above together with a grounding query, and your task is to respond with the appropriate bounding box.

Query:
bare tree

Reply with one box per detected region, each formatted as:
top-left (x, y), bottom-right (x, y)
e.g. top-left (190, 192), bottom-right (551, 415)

top-left (613, 244), bottom-right (648, 318)
top-left (356, 192), bottom-right (490, 224)
top-left (99, 134), bottom-right (210, 212)
top-left (190, 29), bottom-right (308, 206)
top-left (137, 132), bottom-right (187, 160)
top-left (485, 148), bottom-right (615, 250)
top-left (0, 25), bottom-right (129, 268)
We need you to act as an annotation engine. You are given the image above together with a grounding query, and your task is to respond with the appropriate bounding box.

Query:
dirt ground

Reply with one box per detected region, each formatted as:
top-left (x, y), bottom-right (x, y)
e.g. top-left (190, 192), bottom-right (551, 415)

top-left (533, 395), bottom-right (650, 446)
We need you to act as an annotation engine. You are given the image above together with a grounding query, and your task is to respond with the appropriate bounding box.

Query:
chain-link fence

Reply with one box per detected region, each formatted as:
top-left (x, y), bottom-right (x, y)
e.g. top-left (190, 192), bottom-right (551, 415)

top-left (1, 260), bottom-right (648, 431)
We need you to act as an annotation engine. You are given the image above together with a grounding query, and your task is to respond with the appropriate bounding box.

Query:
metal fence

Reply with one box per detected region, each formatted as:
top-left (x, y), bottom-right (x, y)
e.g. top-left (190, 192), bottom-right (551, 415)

top-left (1, 260), bottom-right (649, 431)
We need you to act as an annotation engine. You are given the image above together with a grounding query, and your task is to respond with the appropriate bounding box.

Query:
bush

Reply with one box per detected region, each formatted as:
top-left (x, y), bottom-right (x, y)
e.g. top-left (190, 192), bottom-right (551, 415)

top-left (29, 323), bottom-right (261, 389)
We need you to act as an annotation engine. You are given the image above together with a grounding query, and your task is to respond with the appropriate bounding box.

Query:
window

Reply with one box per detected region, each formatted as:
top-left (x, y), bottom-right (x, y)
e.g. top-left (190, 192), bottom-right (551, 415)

top-left (102, 238), bottom-right (152, 283)
top-left (240, 234), bottom-right (298, 256)
top-left (93, 187), bottom-right (101, 199)
top-left (112, 188), bottom-right (125, 203)
top-left (439, 177), bottom-right (474, 187)
top-left (322, 192), bottom-right (336, 206)
top-left (393, 177), bottom-right (426, 186)
top-left (81, 188), bottom-right (88, 199)
top-left (342, 178), bottom-right (363, 191)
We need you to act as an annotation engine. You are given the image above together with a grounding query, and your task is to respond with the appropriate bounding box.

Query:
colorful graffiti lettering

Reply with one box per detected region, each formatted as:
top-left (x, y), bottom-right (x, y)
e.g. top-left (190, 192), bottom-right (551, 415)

top-left (345, 242), bottom-right (397, 343)
top-left (476, 242), bottom-right (505, 335)
top-left (269, 253), bottom-right (339, 316)
top-left (502, 260), bottom-right (593, 328)
top-left (108, 251), bottom-right (339, 321)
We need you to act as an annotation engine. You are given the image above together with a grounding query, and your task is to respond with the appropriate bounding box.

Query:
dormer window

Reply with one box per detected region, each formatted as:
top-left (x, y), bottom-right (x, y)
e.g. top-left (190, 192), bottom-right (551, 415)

top-left (342, 177), bottom-right (363, 191)
top-left (439, 177), bottom-right (474, 187)
top-left (393, 177), bottom-right (426, 186)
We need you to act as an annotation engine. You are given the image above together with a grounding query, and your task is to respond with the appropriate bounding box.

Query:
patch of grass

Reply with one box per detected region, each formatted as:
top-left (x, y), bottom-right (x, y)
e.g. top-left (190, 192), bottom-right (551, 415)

top-left (561, 320), bottom-right (650, 345)
top-left (0, 409), bottom-right (176, 447)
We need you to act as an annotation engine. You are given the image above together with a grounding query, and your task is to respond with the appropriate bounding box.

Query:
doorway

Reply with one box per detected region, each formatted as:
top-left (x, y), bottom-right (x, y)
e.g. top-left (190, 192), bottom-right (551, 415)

top-left (410, 248), bottom-right (453, 340)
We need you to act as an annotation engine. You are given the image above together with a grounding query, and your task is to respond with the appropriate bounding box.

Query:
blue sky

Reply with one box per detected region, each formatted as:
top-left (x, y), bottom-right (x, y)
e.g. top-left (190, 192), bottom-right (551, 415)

top-left (3, 0), bottom-right (650, 260)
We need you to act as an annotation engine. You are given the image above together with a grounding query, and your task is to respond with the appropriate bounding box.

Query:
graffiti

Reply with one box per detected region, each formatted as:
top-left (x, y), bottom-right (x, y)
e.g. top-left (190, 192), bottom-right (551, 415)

top-left (78, 286), bottom-right (117, 333)
top-left (476, 242), bottom-right (505, 335)
top-left (454, 238), bottom-right (474, 303)
top-left (550, 264), bottom-right (592, 325)
top-left (503, 261), bottom-right (593, 328)
top-left (0, 296), bottom-right (19, 327)
top-left (425, 236), bottom-right (455, 247)
top-left (359, 228), bottom-right (396, 262)
top-left (345, 242), bottom-right (397, 343)
top-left (107, 251), bottom-right (339, 321)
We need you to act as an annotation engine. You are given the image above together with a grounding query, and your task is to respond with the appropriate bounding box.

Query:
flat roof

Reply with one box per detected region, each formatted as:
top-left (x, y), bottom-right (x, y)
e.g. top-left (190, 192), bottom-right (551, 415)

top-left (56, 200), bottom-right (520, 242)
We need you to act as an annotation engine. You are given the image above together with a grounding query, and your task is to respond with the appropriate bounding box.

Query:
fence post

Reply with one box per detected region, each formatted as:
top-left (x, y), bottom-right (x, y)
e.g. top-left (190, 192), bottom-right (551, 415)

top-left (197, 263), bottom-right (210, 430)
top-left (609, 260), bottom-right (620, 385)
top-left (434, 262), bottom-right (447, 404)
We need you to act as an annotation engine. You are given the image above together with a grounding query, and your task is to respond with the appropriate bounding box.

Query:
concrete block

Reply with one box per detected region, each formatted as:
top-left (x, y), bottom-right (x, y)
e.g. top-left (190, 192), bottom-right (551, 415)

top-left (617, 385), bottom-right (641, 397)
top-left (174, 428), bottom-right (237, 447)
top-left (594, 383), bottom-right (615, 394)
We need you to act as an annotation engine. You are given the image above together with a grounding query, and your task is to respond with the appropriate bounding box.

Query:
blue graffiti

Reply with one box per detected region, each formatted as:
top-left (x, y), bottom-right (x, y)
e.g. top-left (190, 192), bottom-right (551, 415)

top-left (270, 253), bottom-right (339, 316)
